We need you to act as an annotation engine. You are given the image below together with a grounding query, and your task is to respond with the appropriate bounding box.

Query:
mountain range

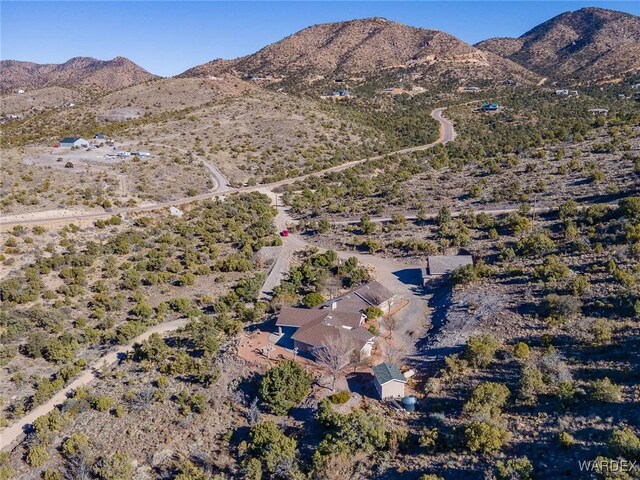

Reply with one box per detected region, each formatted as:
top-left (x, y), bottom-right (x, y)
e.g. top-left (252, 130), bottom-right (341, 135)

top-left (0, 56), bottom-right (158, 92)
top-left (1, 7), bottom-right (639, 93)
top-left (180, 17), bottom-right (539, 84)
top-left (476, 7), bottom-right (640, 82)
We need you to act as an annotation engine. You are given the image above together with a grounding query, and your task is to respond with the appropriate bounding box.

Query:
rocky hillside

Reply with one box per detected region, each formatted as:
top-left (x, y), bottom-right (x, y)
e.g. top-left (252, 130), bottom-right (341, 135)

top-left (182, 17), bottom-right (539, 84)
top-left (476, 7), bottom-right (640, 82)
top-left (0, 56), bottom-right (159, 92)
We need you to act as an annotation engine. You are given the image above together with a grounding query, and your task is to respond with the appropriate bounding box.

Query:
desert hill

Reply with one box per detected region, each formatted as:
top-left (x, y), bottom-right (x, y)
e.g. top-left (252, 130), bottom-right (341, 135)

top-left (476, 7), bottom-right (640, 81)
top-left (181, 17), bottom-right (540, 84)
top-left (0, 56), bottom-right (159, 92)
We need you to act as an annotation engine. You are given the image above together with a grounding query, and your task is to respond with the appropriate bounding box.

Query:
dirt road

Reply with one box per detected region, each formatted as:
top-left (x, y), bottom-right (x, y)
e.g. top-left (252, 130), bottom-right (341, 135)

top-left (148, 143), bottom-right (231, 193)
top-left (0, 108), bottom-right (454, 229)
top-left (0, 319), bottom-right (188, 452)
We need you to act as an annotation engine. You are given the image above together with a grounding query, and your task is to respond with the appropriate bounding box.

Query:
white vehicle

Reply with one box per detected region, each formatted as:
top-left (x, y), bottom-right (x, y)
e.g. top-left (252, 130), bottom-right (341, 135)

top-left (116, 151), bottom-right (131, 158)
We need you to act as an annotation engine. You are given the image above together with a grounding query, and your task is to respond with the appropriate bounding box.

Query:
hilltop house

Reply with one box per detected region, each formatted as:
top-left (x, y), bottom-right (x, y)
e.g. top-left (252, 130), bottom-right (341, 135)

top-left (60, 137), bottom-right (89, 148)
top-left (275, 281), bottom-right (396, 360)
top-left (372, 363), bottom-right (407, 399)
top-left (480, 102), bottom-right (499, 112)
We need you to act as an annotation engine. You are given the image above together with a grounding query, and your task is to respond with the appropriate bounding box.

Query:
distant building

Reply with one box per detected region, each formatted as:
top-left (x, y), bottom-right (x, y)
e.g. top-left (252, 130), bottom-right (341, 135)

top-left (555, 89), bottom-right (569, 95)
top-left (372, 363), bottom-right (407, 399)
top-left (135, 151), bottom-right (150, 157)
top-left (16, 89), bottom-right (25, 94)
top-left (480, 102), bottom-right (499, 112)
top-left (589, 108), bottom-right (609, 116)
top-left (94, 133), bottom-right (107, 140)
top-left (464, 86), bottom-right (480, 92)
top-left (60, 137), bottom-right (89, 148)
top-left (332, 89), bottom-right (351, 97)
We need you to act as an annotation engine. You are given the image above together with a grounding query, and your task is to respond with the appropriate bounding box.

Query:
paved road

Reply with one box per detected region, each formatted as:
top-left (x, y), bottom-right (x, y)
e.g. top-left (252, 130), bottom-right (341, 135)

top-left (0, 319), bottom-right (188, 452)
top-left (0, 108), bottom-right (454, 228)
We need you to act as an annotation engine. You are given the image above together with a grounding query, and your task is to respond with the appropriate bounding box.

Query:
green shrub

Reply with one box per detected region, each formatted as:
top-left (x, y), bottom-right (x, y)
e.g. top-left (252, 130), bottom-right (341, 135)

top-left (328, 391), bottom-right (351, 404)
top-left (61, 432), bottom-right (90, 457)
top-left (96, 451), bottom-right (133, 480)
top-left (515, 231), bottom-right (555, 257)
top-left (302, 292), bottom-right (325, 308)
top-left (259, 360), bottom-right (312, 415)
top-left (248, 421), bottom-right (297, 474)
top-left (418, 427), bottom-right (440, 451)
top-left (609, 427), bottom-right (640, 460)
top-left (91, 395), bottom-right (114, 412)
top-left (541, 294), bottom-right (581, 324)
top-left (465, 334), bottom-right (500, 368)
top-left (495, 457), bottom-right (534, 480)
top-left (242, 457), bottom-right (263, 480)
top-left (450, 260), bottom-right (494, 286)
top-left (27, 445), bottom-right (49, 467)
top-left (534, 255), bottom-right (569, 282)
top-left (463, 382), bottom-right (510, 419)
top-left (364, 306), bottom-right (383, 320)
top-left (559, 431), bottom-right (575, 449)
top-left (464, 421), bottom-right (510, 454)
top-left (43, 470), bottom-right (63, 480)
top-left (0, 466), bottom-right (14, 480)
top-left (590, 378), bottom-right (622, 403)
top-left (513, 342), bottom-right (530, 360)
top-left (518, 366), bottom-right (545, 406)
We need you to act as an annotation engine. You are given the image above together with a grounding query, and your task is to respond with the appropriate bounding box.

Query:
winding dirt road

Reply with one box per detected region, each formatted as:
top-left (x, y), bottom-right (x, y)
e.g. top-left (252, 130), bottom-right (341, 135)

top-left (0, 108), bottom-right (455, 229)
top-left (0, 107), bottom-right (455, 451)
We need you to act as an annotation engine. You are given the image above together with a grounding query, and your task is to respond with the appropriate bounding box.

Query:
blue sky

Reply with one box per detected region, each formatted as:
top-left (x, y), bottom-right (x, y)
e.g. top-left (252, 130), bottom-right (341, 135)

top-left (2, 1), bottom-right (639, 77)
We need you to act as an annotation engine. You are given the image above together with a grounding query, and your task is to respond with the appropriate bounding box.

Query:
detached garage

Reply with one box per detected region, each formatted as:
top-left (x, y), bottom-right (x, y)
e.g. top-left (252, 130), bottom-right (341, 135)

top-left (60, 137), bottom-right (89, 148)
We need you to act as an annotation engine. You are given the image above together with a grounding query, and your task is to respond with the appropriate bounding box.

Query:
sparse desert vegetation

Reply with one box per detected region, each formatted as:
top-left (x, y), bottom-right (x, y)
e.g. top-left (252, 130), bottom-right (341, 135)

top-left (1, 5), bottom-right (640, 480)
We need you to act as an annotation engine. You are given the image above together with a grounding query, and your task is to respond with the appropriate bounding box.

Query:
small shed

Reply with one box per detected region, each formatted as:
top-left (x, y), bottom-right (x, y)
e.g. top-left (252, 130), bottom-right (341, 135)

top-left (424, 255), bottom-right (474, 282)
top-left (60, 137), bottom-right (89, 148)
top-left (372, 363), bottom-right (407, 399)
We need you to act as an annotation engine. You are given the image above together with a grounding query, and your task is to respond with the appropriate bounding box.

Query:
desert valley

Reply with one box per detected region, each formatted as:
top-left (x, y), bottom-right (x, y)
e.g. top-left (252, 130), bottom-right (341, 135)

top-left (1, 5), bottom-right (640, 480)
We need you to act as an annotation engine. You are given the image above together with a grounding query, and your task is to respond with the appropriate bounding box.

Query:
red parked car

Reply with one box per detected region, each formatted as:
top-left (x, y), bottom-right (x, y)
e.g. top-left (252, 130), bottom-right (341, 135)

top-left (281, 229), bottom-right (289, 237)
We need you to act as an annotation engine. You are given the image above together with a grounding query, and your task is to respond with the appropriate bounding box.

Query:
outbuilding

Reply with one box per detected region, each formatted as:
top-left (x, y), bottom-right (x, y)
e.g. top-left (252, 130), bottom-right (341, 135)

top-left (372, 363), bottom-right (407, 399)
top-left (421, 255), bottom-right (474, 285)
top-left (60, 137), bottom-right (89, 148)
